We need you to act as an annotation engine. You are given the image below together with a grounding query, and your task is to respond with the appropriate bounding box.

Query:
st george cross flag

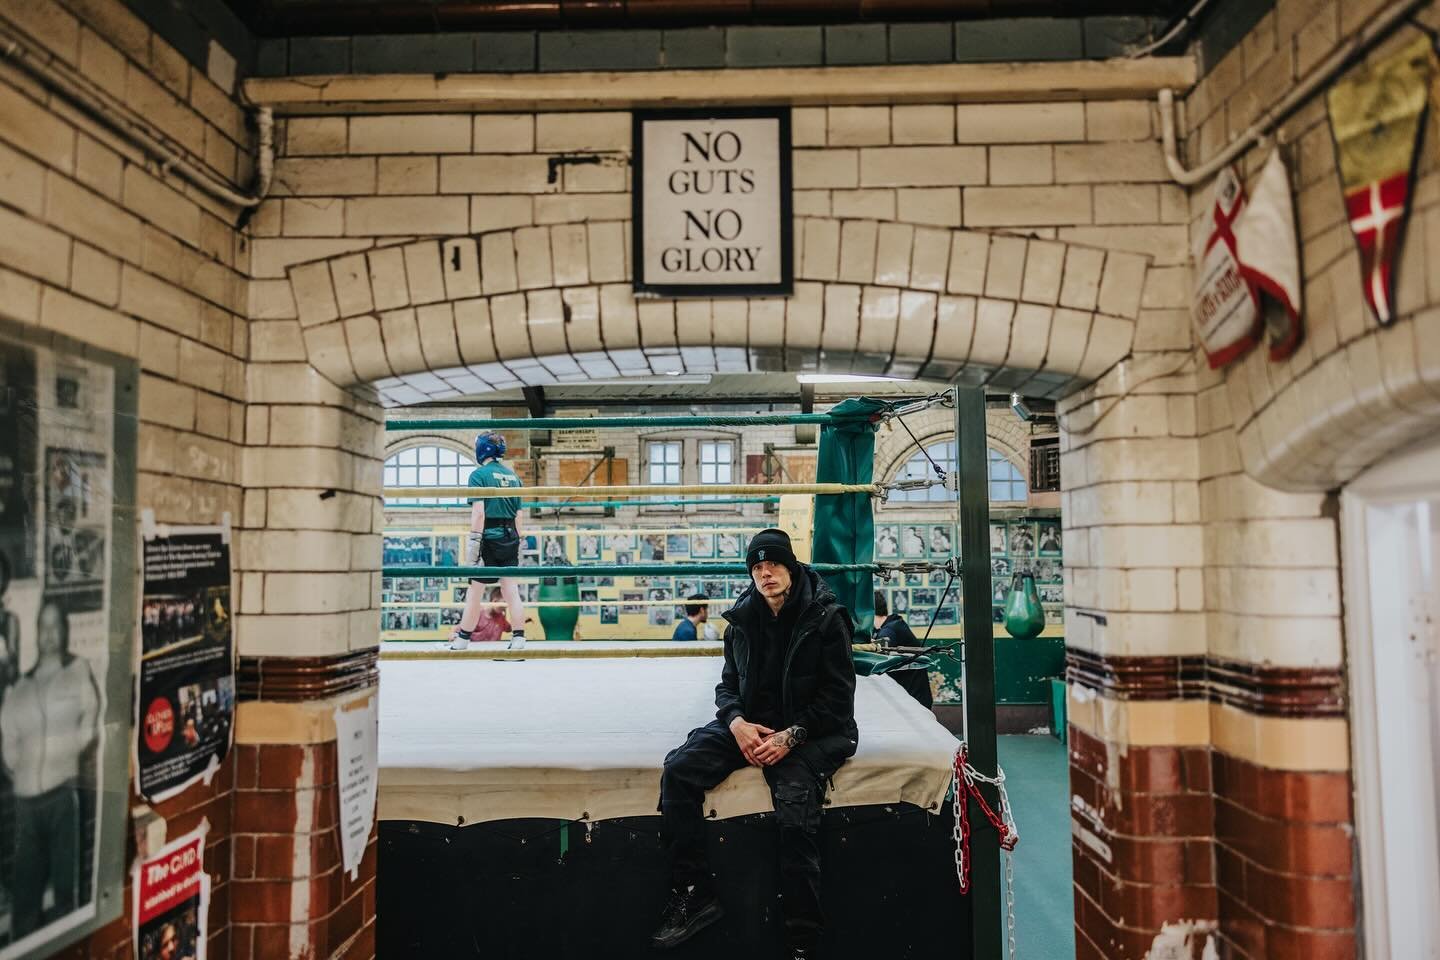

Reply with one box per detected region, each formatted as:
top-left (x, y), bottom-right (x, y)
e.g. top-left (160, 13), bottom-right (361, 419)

top-left (1191, 165), bottom-right (1260, 368)
top-left (1233, 150), bottom-right (1303, 362)
top-left (1327, 34), bottom-right (1436, 325)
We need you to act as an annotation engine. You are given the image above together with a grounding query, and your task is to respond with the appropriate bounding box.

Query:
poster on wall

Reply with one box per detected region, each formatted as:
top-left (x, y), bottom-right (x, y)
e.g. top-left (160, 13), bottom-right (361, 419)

top-left (633, 107), bottom-right (793, 297)
top-left (136, 515), bottom-right (235, 803)
top-left (132, 823), bottom-right (208, 960)
top-left (0, 320), bottom-right (136, 959)
top-left (334, 698), bottom-right (379, 880)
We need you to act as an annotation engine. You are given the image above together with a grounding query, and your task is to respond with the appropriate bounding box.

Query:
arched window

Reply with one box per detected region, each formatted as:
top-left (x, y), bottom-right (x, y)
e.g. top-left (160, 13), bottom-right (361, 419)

top-left (987, 447), bottom-right (1027, 503)
top-left (888, 441), bottom-right (1027, 503)
top-left (384, 444), bottom-right (473, 504)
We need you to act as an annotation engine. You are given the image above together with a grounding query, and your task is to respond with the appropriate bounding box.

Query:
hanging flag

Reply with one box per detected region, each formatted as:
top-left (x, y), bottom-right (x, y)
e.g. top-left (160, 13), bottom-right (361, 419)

top-left (1191, 165), bottom-right (1261, 368)
top-left (1327, 34), bottom-right (1436, 325)
top-left (1233, 149), bottom-right (1303, 362)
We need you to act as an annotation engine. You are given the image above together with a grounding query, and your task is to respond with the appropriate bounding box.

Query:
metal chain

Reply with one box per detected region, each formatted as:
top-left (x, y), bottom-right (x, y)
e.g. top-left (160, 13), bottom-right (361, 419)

top-left (1004, 849), bottom-right (1017, 960)
top-left (951, 749), bottom-right (970, 894)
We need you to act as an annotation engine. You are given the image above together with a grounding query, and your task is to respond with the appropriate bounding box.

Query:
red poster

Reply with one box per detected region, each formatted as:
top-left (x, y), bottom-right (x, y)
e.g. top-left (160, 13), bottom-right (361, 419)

top-left (133, 824), bottom-right (209, 960)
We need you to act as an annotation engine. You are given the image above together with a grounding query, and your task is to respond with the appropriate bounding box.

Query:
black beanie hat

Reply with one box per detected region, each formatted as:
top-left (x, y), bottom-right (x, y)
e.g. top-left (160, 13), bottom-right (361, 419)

top-left (746, 528), bottom-right (796, 571)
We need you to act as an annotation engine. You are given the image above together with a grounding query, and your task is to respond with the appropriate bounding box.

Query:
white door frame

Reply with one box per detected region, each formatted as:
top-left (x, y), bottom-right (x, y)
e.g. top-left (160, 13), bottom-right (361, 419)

top-left (1341, 430), bottom-right (1440, 960)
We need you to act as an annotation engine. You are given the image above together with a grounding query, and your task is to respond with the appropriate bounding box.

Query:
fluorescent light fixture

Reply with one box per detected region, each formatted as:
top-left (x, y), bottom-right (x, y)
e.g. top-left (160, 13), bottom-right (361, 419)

top-left (583, 374), bottom-right (714, 385)
top-left (795, 373), bottom-right (908, 385)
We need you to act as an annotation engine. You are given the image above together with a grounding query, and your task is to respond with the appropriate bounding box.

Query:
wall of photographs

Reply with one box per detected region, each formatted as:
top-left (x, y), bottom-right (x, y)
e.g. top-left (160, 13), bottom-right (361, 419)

top-left (381, 515), bottom-right (1064, 645)
top-left (381, 526), bottom-right (760, 640)
top-left (873, 517), bottom-right (1065, 636)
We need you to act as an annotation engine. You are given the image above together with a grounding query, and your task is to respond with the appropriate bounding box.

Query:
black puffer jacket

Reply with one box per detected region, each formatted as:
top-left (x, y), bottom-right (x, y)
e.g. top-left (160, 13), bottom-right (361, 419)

top-left (714, 565), bottom-right (859, 749)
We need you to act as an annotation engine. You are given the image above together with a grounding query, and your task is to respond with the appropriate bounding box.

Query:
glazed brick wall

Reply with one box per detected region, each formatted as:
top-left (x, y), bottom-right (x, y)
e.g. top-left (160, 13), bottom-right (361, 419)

top-left (1069, 727), bottom-right (1215, 960)
top-left (229, 740), bottom-right (378, 960)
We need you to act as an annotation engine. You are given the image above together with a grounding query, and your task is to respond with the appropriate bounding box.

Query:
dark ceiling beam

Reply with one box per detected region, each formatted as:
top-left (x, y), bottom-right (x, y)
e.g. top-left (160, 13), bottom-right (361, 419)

top-left (522, 385), bottom-right (547, 418)
top-left (230, 0), bottom-right (1180, 35)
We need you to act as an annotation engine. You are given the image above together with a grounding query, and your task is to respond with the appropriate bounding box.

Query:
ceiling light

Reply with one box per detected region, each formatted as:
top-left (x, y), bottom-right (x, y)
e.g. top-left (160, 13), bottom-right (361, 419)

top-left (795, 373), bottom-right (907, 385)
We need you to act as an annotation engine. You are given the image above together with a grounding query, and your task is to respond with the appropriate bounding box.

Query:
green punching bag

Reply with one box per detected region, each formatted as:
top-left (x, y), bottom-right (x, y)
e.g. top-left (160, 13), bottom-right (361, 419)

top-left (537, 576), bottom-right (580, 641)
top-left (1004, 571), bottom-right (1045, 641)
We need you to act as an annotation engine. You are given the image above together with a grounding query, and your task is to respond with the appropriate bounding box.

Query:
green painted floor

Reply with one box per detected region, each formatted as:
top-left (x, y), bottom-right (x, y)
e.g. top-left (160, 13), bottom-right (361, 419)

top-left (996, 734), bottom-right (1074, 959)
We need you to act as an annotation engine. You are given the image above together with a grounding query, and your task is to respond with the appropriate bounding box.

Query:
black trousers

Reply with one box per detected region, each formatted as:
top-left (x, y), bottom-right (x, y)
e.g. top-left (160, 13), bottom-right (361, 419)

top-left (660, 720), bottom-right (845, 948)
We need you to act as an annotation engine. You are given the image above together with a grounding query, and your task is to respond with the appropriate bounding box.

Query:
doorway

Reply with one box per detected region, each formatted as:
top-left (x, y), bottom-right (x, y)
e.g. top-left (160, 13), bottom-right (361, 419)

top-left (1342, 432), bottom-right (1440, 959)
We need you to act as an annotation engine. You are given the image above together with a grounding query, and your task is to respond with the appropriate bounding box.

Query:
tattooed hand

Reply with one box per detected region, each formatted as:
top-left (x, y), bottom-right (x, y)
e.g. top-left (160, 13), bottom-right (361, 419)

top-left (752, 727), bottom-right (797, 765)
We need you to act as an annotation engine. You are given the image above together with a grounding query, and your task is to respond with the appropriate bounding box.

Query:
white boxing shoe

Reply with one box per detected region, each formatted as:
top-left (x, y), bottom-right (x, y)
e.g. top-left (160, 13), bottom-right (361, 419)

top-left (507, 635), bottom-right (525, 651)
top-left (448, 630), bottom-right (471, 651)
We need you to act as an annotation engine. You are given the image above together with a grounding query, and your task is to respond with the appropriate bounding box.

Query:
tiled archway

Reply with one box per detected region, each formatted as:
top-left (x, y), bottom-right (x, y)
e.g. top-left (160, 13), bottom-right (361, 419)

top-left (283, 217), bottom-right (1152, 404)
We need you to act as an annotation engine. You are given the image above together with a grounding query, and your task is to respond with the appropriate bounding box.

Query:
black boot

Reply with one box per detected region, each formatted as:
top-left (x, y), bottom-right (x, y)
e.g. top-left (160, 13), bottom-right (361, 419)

top-left (651, 884), bottom-right (723, 949)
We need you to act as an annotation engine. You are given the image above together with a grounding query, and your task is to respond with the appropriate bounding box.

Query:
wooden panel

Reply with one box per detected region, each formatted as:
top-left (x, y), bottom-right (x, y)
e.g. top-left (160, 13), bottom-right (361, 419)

top-left (557, 457), bottom-right (628, 487)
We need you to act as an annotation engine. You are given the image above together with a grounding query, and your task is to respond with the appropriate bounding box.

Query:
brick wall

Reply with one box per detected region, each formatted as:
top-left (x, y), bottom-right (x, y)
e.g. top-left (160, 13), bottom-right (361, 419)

top-left (0, 0), bottom-right (254, 955)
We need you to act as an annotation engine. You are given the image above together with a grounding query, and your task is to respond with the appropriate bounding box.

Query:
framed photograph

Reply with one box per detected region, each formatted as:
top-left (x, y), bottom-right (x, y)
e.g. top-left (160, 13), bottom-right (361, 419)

top-left (1037, 521), bottom-right (1062, 557)
top-left (1036, 559), bottom-right (1062, 583)
top-left (621, 591), bottom-right (645, 615)
top-left (607, 533), bottom-right (635, 552)
top-left (666, 534), bottom-right (690, 558)
top-left (632, 107), bottom-right (793, 298)
top-left (1040, 585), bottom-right (1064, 604)
top-left (891, 589), bottom-right (910, 615)
top-left (597, 576), bottom-right (615, 587)
top-left (1008, 522), bottom-right (1035, 557)
top-left (900, 525), bottom-right (926, 559)
top-left (716, 533), bottom-right (742, 559)
top-left (934, 605), bottom-right (958, 626)
top-left (640, 535), bottom-right (665, 562)
top-left (422, 577), bottom-right (446, 590)
top-left (523, 534), bottom-right (540, 553)
top-left (578, 532), bottom-right (602, 561)
top-left (911, 588), bottom-right (937, 607)
top-left (676, 580), bottom-right (700, 601)
top-left (453, 586), bottom-right (468, 603)
top-left (613, 551), bottom-right (633, 566)
top-left (1045, 606), bottom-right (1065, 625)
top-left (989, 523), bottom-right (1007, 556)
top-left (632, 575), bottom-right (652, 587)
top-left (701, 579), bottom-right (726, 600)
top-left (600, 605), bottom-right (619, 625)
top-left (689, 532), bottom-right (715, 558)
top-left (395, 577), bottom-right (421, 593)
top-left (441, 608), bottom-right (463, 626)
top-left (542, 535), bottom-right (569, 565)
top-left (992, 579), bottom-right (1010, 604)
top-left (927, 524), bottom-right (953, 558)
top-left (990, 557), bottom-right (1012, 579)
top-left (432, 537), bottom-right (461, 567)
top-left (580, 589), bottom-right (599, 616)
top-left (414, 590), bottom-right (440, 604)
top-left (875, 524), bottom-right (899, 560)
top-left (648, 605), bottom-right (674, 627)
top-left (992, 606), bottom-right (1005, 624)
top-left (413, 609), bottom-right (440, 631)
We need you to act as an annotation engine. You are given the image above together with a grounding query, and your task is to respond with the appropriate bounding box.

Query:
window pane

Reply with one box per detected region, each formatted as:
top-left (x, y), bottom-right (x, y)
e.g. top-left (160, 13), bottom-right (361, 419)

top-left (418, 466), bottom-right (437, 485)
top-left (398, 466), bottom-right (417, 485)
top-left (440, 448), bottom-right (457, 464)
top-left (419, 447), bottom-right (437, 465)
top-left (701, 464), bottom-right (716, 483)
top-left (383, 466), bottom-right (397, 485)
top-left (439, 466), bottom-right (458, 486)
top-left (399, 448), bottom-right (417, 465)
top-left (717, 463), bottom-right (732, 483)
top-left (665, 464), bottom-right (680, 484)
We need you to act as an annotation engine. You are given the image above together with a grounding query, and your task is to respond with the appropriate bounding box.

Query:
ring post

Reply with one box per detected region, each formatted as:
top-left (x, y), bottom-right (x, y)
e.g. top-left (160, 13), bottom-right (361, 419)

top-left (955, 385), bottom-right (1000, 957)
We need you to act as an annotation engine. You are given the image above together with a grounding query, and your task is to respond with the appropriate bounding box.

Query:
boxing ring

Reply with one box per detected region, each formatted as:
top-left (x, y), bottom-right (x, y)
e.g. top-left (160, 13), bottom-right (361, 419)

top-left (376, 395), bottom-right (1014, 958)
top-left (377, 653), bottom-right (971, 958)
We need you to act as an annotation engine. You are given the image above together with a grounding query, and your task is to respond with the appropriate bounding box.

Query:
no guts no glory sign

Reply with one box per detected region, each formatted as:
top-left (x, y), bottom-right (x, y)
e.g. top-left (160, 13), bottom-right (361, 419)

top-left (633, 108), bottom-right (792, 297)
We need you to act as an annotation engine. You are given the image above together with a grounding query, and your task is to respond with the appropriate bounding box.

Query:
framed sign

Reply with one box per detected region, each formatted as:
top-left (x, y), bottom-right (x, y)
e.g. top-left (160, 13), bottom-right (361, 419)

top-left (632, 107), bottom-right (793, 298)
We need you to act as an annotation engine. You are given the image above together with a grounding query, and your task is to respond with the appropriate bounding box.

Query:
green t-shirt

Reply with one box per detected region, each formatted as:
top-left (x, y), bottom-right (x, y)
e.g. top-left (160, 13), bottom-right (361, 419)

top-left (468, 461), bottom-right (522, 538)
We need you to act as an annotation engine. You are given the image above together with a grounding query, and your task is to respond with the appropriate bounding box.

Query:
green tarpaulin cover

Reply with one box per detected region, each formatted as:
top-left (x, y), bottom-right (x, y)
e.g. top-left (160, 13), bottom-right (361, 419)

top-left (813, 397), bottom-right (887, 640)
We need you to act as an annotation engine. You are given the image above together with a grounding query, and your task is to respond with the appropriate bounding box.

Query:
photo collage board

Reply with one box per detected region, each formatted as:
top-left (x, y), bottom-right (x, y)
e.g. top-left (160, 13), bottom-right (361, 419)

top-left (381, 526), bottom-right (758, 640)
top-left (874, 518), bottom-right (1064, 637)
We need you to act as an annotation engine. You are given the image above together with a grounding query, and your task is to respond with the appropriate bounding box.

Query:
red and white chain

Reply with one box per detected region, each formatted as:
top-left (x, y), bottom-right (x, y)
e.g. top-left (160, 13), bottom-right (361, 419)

top-left (952, 743), bottom-right (1021, 959)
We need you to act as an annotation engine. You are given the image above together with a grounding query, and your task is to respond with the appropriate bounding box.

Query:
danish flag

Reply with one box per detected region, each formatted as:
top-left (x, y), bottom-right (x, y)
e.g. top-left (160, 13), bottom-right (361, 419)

top-left (1342, 173), bottom-right (1410, 325)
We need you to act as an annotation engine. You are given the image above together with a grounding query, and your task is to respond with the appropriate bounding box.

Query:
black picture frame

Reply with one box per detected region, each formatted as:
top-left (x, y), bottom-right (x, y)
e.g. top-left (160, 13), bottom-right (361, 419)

top-left (631, 106), bottom-right (794, 298)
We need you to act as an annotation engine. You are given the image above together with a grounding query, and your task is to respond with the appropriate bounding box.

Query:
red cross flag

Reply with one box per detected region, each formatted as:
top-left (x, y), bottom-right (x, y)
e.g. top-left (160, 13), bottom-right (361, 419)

top-left (1327, 34), bottom-right (1436, 326)
top-left (1191, 166), bottom-right (1260, 368)
top-left (1233, 150), bottom-right (1303, 362)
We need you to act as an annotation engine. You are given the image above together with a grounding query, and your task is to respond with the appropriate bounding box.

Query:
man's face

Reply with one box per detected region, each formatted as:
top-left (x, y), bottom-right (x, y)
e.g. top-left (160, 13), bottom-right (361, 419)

top-left (696, 607), bottom-right (707, 623)
top-left (750, 560), bottom-right (791, 601)
top-left (159, 926), bottom-right (178, 960)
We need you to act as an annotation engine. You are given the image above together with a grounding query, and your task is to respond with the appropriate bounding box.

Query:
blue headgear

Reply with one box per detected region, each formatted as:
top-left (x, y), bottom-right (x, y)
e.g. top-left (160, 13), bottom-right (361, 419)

top-left (475, 432), bottom-right (507, 463)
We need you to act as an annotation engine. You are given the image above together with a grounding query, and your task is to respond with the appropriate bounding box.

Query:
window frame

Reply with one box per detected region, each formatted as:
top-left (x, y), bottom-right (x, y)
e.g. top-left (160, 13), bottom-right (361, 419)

top-left (383, 441), bottom-right (475, 505)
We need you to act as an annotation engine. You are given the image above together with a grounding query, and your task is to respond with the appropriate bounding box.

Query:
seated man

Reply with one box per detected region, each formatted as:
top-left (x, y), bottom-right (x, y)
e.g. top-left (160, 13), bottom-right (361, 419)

top-left (671, 594), bottom-right (708, 642)
top-left (872, 591), bottom-right (932, 710)
top-left (653, 529), bottom-right (858, 960)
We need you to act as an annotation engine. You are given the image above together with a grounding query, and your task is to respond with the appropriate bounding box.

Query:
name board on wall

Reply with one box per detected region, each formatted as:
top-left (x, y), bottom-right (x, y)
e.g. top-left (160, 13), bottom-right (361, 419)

top-left (632, 108), bottom-right (792, 298)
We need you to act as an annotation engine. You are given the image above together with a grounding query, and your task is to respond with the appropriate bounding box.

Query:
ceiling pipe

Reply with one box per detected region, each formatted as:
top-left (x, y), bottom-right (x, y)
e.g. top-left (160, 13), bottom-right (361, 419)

top-left (0, 19), bottom-right (274, 215)
top-left (1157, 0), bottom-right (1432, 186)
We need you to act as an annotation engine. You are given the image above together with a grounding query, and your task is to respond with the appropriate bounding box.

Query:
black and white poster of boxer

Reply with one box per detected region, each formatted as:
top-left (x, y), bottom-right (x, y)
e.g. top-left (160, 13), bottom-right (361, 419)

top-left (0, 322), bottom-right (132, 960)
top-left (137, 517), bottom-right (234, 803)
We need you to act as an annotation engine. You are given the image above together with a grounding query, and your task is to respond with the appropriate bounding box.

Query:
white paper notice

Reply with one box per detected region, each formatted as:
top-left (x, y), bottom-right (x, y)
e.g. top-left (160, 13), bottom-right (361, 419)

top-left (334, 697), bottom-right (379, 880)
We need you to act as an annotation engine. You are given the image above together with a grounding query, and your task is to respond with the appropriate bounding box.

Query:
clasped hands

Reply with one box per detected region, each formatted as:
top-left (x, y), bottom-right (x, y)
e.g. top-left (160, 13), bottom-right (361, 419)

top-left (729, 717), bottom-right (795, 767)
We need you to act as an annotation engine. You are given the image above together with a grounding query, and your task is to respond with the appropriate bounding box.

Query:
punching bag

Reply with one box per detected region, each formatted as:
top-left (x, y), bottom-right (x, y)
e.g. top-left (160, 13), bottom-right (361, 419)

top-left (537, 576), bottom-right (580, 640)
top-left (1003, 571), bottom-right (1045, 641)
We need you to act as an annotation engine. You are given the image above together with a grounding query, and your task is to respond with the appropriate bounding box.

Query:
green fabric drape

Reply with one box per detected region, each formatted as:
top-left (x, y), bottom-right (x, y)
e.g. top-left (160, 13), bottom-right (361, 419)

top-left (813, 397), bottom-right (887, 640)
